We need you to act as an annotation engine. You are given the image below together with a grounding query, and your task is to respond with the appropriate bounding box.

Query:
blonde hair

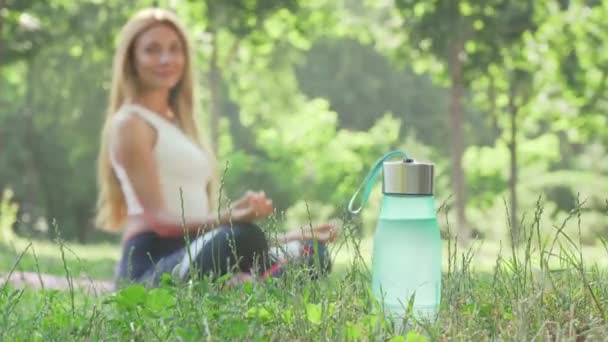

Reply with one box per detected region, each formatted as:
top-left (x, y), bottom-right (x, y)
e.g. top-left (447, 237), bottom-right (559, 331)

top-left (96, 8), bottom-right (217, 232)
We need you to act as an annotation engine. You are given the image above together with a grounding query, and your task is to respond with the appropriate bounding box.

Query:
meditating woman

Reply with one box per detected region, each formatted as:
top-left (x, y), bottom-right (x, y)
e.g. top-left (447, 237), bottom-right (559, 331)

top-left (95, 8), bottom-right (337, 287)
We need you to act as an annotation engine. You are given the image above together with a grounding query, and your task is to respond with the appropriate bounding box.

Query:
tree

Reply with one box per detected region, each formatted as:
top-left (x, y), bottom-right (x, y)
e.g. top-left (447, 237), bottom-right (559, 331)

top-left (176, 0), bottom-right (300, 155)
top-left (468, 1), bottom-right (536, 244)
top-left (1, 0), bottom-right (136, 242)
top-left (384, 0), bottom-right (535, 239)
top-left (386, 0), bottom-right (474, 235)
top-left (296, 38), bottom-right (449, 149)
top-left (463, 0), bottom-right (608, 243)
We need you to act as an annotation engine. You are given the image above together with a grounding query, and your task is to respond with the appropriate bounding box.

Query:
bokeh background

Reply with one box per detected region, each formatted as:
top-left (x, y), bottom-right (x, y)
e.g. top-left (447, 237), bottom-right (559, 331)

top-left (1, 0), bottom-right (607, 249)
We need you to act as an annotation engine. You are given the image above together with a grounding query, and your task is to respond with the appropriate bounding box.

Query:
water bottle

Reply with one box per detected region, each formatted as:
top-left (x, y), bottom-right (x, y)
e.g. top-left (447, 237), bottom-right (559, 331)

top-left (349, 151), bottom-right (441, 324)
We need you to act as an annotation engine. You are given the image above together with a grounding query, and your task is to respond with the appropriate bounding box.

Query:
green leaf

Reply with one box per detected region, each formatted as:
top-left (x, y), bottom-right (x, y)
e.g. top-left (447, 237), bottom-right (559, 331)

top-left (69, 44), bottom-right (82, 57)
top-left (306, 303), bottom-right (322, 325)
top-left (246, 306), bottom-right (272, 322)
top-left (264, 17), bottom-right (285, 39)
top-left (413, 3), bottom-right (426, 17)
top-left (288, 30), bottom-right (311, 50)
top-left (405, 331), bottom-right (426, 342)
top-left (459, 2), bottom-right (474, 16)
top-left (465, 40), bottom-right (477, 53)
top-left (243, 279), bottom-right (253, 294)
top-left (114, 284), bottom-right (147, 310)
top-left (159, 272), bottom-right (174, 287)
top-left (146, 288), bottom-right (175, 315)
top-left (258, 307), bottom-right (272, 322)
top-left (345, 321), bottom-right (363, 340)
top-left (281, 309), bottom-right (294, 324)
top-left (473, 19), bottom-right (484, 30)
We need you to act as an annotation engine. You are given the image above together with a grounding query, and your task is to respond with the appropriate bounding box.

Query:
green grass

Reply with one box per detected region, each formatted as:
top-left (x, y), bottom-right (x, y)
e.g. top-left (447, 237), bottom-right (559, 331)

top-left (0, 238), bottom-right (119, 279)
top-left (1, 207), bottom-right (608, 340)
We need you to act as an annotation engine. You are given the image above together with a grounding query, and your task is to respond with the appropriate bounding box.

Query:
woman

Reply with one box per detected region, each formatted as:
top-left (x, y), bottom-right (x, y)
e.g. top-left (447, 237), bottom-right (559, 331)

top-left (96, 8), bottom-right (336, 287)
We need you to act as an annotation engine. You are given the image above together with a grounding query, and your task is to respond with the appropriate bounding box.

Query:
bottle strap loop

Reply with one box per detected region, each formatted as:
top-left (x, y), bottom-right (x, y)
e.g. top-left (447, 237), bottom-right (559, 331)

top-left (348, 151), bottom-right (409, 214)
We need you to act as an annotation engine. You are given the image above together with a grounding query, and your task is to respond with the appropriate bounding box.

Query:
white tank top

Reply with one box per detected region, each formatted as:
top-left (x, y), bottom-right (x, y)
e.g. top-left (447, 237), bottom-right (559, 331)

top-left (110, 104), bottom-right (212, 222)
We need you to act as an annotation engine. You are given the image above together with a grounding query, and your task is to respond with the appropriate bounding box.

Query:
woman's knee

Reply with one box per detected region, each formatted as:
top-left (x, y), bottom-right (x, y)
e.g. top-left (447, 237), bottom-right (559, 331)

top-left (197, 222), bottom-right (269, 275)
top-left (219, 222), bottom-right (268, 252)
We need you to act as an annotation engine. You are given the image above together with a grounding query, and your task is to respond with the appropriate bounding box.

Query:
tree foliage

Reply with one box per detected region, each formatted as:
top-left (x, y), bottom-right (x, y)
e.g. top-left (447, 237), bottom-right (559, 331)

top-left (0, 0), bottom-right (606, 244)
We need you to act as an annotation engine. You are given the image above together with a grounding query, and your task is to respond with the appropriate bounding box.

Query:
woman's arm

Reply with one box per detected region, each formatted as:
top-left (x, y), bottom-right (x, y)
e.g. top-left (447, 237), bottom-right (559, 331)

top-left (112, 113), bottom-right (273, 241)
top-left (111, 113), bottom-right (224, 239)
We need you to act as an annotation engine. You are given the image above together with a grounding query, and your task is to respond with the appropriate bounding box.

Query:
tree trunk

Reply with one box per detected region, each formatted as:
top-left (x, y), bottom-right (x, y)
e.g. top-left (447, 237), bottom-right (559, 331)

top-left (489, 74), bottom-right (500, 136)
top-left (508, 80), bottom-right (519, 245)
top-left (0, 0), bottom-right (5, 63)
top-left (23, 60), bottom-right (48, 237)
top-left (207, 28), bottom-right (221, 157)
top-left (448, 40), bottom-right (467, 237)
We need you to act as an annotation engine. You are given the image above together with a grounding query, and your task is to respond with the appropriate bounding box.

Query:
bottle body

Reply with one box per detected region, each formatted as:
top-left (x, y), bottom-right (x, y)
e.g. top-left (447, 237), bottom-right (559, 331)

top-left (371, 194), bottom-right (441, 321)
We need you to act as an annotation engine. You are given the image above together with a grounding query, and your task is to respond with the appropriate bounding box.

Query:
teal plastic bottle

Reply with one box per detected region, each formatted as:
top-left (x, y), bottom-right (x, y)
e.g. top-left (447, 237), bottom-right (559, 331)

top-left (349, 151), bottom-right (441, 323)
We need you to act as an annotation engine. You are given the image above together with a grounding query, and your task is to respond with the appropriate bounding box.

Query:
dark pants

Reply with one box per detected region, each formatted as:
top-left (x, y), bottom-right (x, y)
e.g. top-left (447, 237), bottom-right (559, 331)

top-left (116, 222), bottom-right (270, 286)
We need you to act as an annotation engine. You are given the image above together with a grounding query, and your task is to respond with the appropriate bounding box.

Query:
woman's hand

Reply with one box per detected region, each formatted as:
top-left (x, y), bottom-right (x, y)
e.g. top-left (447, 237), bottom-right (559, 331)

top-left (227, 191), bottom-right (273, 222)
top-left (281, 223), bottom-right (339, 244)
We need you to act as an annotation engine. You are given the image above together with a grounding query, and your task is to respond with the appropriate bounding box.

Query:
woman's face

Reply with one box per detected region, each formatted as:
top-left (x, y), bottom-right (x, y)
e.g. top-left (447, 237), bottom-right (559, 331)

top-left (131, 23), bottom-right (185, 92)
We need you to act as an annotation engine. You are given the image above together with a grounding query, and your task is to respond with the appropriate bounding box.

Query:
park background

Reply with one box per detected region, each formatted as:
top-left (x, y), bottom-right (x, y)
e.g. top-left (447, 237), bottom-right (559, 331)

top-left (1, 1), bottom-right (608, 339)
top-left (2, 0), bottom-right (606, 247)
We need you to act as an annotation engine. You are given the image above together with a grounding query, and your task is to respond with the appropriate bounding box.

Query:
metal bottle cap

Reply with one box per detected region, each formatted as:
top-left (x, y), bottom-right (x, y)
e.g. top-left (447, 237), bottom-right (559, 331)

top-left (382, 159), bottom-right (434, 195)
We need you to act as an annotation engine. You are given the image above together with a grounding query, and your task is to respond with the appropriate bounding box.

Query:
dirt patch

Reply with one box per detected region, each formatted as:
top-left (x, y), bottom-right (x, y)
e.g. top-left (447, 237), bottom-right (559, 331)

top-left (0, 271), bottom-right (114, 295)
